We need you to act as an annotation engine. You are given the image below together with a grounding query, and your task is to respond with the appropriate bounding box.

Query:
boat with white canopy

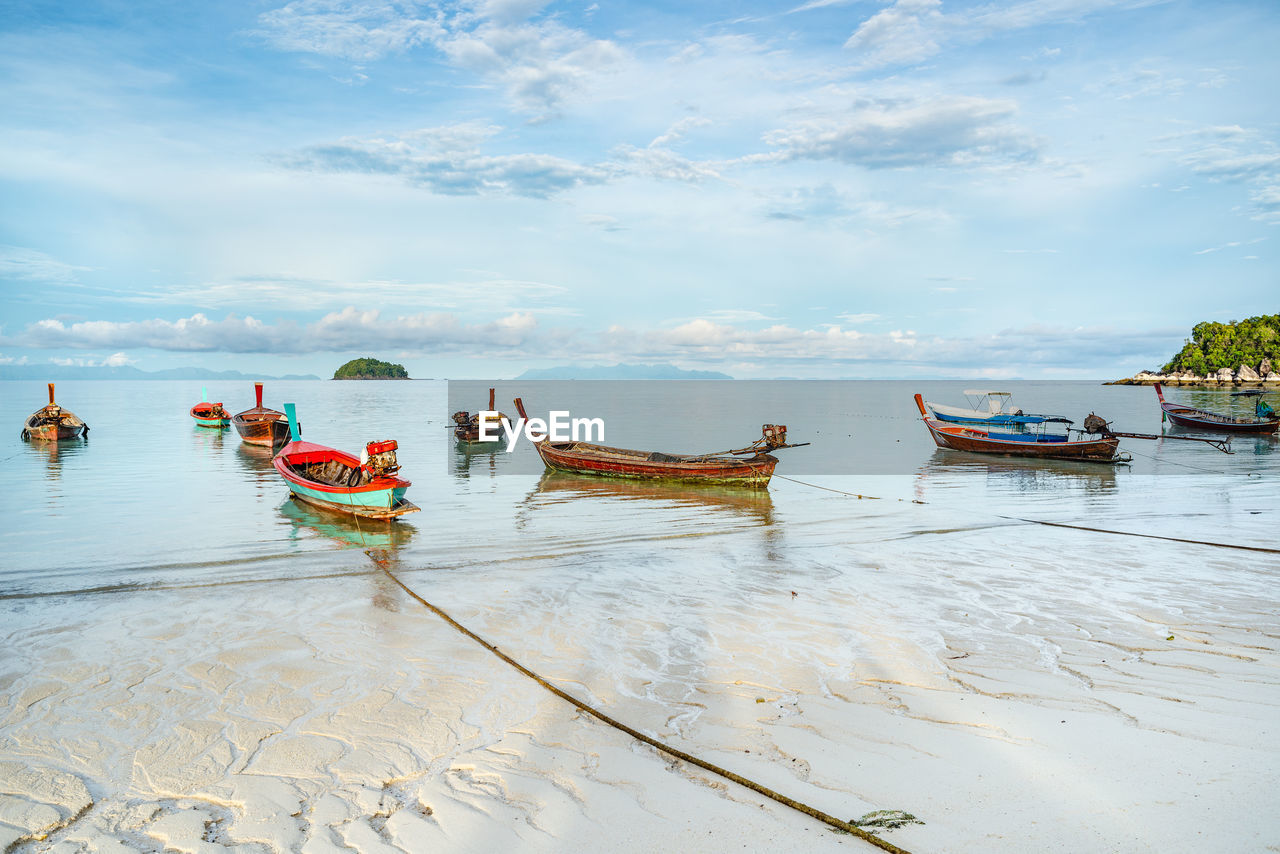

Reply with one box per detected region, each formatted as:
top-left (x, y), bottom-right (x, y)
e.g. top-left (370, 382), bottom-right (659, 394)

top-left (922, 390), bottom-right (1068, 426)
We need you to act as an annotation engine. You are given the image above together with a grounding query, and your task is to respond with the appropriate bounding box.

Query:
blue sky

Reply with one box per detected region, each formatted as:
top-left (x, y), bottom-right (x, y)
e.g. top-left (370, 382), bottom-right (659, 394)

top-left (1, 0), bottom-right (1276, 378)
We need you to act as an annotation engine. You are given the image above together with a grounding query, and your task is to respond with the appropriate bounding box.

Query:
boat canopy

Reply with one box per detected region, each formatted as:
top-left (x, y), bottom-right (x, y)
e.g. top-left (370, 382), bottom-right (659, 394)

top-left (962, 390), bottom-right (1010, 397)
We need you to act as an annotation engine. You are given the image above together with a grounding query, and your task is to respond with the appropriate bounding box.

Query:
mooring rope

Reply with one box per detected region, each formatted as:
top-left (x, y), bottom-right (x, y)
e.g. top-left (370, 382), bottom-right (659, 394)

top-left (374, 558), bottom-right (913, 854)
top-left (992, 516), bottom-right (1280, 554)
top-left (774, 474), bottom-right (921, 502)
top-left (771, 474), bottom-right (1280, 554)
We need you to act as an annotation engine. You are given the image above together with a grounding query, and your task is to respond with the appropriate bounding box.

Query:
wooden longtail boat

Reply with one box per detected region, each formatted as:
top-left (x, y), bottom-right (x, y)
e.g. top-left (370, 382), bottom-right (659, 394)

top-left (272, 404), bottom-right (419, 520)
top-left (512, 397), bottom-right (800, 488)
top-left (915, 394), bottom-right (1122, 462)
top-left (451, 387), bottom-right (510, 445)
top-left (232, 382), bottom-right (293, 447)
top-left (923, 390), bottom-right (1068, 426)
top-left (22, 383), bottom-right (88, 441)
top-left (190, 388), bottom-right (230, 428)
top-left (1155, 384), bottom-right (1278, 434)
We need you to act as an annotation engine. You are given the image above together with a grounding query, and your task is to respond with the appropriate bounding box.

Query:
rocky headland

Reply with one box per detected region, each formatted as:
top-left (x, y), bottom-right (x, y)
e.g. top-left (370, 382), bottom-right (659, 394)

top-left (1109, 359), bottom-right (1278, 386)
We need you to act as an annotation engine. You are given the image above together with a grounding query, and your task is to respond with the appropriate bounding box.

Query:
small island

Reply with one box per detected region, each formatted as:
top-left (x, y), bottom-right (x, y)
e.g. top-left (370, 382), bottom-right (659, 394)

top-left (1110, 314), bottom-right (1279, 386)
top-left (333, 358), bottom-right (410, 380)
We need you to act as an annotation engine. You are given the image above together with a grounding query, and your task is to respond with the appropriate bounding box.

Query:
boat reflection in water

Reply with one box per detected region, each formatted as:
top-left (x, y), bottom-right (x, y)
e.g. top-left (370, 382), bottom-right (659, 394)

top-left (530, 470), bottom-right (776, 525)
top-left (25, 436), bottom-right (89, 482)
top-left (235, 442), bottom-right (277, 475)
top-left (279, 497), bottom-right (417, 551)
top-left (452, 437), bottom-right (508, 477)
top-left (191, 424), bottom-right (225, 451)
top-left (914, 449), bottom-right (1119, 503)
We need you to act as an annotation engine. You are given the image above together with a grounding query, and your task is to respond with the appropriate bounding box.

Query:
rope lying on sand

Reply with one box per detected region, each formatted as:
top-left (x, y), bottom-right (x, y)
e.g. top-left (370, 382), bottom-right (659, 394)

top-left (772, 475), bottom-right (1280, 554)
top-left (372, 554), bottom-right (913, 854)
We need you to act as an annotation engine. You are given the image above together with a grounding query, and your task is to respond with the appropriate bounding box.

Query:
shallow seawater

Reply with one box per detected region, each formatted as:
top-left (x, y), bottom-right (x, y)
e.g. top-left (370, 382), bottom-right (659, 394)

top-left (1, 379), bottom-right (1278, 852)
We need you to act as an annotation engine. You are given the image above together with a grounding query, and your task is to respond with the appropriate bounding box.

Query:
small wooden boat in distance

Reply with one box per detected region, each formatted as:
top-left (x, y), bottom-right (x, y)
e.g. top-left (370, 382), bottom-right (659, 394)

top-left (512, 397), bottom-right (804, 488)
top-left (915, 394), bottom-right (1122, 462)
top-left (22, 383), bottom-right (88, 441)
top-left (272, 404), bottom-right (419, 520)
top-left (190, 387), bottom-right (230, 428)
top-left (232, 382), bottom-right (293, 447)
top-left (452, 387), bottom-right (510, 446)
top-left (1155, 383), bottom-right (1278, 434)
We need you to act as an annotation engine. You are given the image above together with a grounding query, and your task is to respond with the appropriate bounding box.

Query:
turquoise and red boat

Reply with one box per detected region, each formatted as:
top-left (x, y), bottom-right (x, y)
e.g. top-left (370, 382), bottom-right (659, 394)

top-left (190, 387), bottom-right (230, 428)
top-left (272, 404), bottom-right (419, 520)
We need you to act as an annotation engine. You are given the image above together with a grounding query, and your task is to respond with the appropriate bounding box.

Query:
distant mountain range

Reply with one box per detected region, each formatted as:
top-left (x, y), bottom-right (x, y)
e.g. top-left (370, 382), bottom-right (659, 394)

top-left (0, 365), bottom-right (320, 381)
top-left (515, 363), bottom-right (732, 380)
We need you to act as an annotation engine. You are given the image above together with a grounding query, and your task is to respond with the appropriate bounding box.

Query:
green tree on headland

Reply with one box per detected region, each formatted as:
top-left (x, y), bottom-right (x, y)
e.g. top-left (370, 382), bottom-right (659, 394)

top-left (333, 358), bottom-right (409, 379)
top-left (1162, 314), bottom-right (1279, 374)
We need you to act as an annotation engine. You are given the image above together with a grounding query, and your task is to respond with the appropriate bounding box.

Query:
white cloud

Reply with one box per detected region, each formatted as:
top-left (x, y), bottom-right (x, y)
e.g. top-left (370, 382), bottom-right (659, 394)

top-left (0, 245), bottom-right (93, 283)
top-left (8, 309), bottom-right (542, 355)
top-left (1250, 185), bottom-right (1280, 224)
top-left (7, 309), bottom-right (1186, 374)
top-left (845, 0), bottom-right (945, 69)
top-left (689, 310), bottom-right (779, 324)
top-left (279, 123), bottom-right (611, 197)
top-left (843, 0), bottom-right (1157, 70)
top-left (764, 183), bottom-right (949, 224)
top-left (255, 0), bottom-right (444, 61)
top-left (837, 312), bottom-right (880, 323)
top-left (614, 144), bottom-right (723, 182)
top-left (49, 352), bottom-right (136, 367)
top-left (649, 117), bottom-right (713, 149)
top-left (256, 0), bottom-right (626, 116)
top-left (102, 273), bottom-right (572, 316)
top-left (761, 95), bottom-right (1040, 169)
top-left (1163, 124), bottom-right (1280, 221)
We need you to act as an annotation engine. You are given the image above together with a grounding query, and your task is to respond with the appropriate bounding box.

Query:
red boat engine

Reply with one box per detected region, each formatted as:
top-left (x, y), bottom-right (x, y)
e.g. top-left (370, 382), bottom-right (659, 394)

top-left (761, 424), bottom-right (787, 449)
top-left (363, 439), bottom-right (400, 476)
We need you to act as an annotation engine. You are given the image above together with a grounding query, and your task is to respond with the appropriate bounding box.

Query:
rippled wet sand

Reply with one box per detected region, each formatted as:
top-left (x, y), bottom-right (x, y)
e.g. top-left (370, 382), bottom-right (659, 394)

top-left (4, 476), bottom-right (1279, 852)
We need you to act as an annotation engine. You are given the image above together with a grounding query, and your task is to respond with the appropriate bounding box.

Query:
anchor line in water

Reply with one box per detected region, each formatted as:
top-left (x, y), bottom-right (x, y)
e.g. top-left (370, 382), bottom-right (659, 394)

top-left (771, 475), bottom-right (1279, 554)
top-left (991, 516), bottom-right (1280, 554)
top-left (375, 560), bottom-right (914, 854)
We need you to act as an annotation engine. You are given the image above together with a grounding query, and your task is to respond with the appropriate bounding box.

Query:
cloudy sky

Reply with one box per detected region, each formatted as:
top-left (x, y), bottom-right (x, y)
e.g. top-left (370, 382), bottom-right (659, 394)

top-left (1, 0), bottom-right (1276, 378)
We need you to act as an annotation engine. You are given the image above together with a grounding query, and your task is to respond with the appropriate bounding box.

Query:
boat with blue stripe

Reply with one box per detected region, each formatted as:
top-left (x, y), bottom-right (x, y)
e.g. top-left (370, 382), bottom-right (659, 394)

top-left (272, 404), bottom-right (419, 520)
top-left (923, 390), bottom-right (1071, 427)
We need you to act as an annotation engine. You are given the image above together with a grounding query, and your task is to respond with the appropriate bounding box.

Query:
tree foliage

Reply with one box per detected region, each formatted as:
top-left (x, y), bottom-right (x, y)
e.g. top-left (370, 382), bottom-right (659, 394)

top-left (1162, 314), bottom-right (1280, 374)
top-left (333, 357), bottom-right (409, 379)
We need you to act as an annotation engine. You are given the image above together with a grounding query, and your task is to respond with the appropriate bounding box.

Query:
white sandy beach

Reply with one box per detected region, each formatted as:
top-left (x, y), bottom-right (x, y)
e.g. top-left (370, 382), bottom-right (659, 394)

top-left (3, 488), bottom-right (1279, 854)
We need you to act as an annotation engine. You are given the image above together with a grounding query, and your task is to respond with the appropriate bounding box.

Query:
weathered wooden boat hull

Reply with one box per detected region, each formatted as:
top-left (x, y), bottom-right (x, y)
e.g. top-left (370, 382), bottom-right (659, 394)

top-left (273, 439), bottom-right (418, 520)
top-left (534, 441), bottom-right (778, 487)
top-left (452, 389), bottom-right (509, 445)
top-left (915, 395), bottom-right (1120, 462)
top-left (232, 413), bottom-right (292, 446)
top-left (923, 422), bottom-right (1120, 461)
top-left (22, 385), bottom-right (89, 441)
top-left (233, 383), bottom-right (293, 445)
top-left (23, 420), bottom-right (86, 441)
top-left (454, 429), bottom-right (507, 446)
top-left (1155, 385), bottom-right (1278, 434)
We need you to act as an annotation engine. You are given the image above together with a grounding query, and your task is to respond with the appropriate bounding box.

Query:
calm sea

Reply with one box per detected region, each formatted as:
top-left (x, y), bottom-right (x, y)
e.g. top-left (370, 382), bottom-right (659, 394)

top-left (1, 379), bottom-right (1275, 598)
